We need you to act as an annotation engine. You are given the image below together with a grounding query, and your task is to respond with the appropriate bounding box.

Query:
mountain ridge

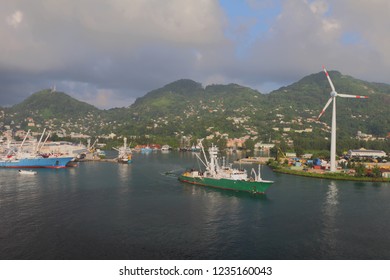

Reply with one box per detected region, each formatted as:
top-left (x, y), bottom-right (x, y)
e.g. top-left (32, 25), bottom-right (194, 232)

top-left (1, 70), bottom-right (389, 152)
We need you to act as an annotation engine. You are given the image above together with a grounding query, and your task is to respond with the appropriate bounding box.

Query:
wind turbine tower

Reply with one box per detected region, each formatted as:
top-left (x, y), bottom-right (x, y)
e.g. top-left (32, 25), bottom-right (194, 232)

top-left (318, 66), bottom-right (368, 172)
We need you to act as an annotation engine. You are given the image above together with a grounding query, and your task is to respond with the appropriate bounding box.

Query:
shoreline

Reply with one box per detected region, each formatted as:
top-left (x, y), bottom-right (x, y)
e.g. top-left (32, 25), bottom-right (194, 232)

top-left (272, 167), bottom-right (390, 182)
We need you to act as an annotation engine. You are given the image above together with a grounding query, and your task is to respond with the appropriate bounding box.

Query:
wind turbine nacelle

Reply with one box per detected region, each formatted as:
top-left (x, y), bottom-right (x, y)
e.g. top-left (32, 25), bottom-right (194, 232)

top-left (330, 91), bottom-right (337, 97)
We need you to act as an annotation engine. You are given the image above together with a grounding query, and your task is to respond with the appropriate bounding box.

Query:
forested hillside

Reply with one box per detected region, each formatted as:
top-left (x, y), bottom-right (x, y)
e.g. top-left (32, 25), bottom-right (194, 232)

top-left (1, 71), bottom-right (389, 153)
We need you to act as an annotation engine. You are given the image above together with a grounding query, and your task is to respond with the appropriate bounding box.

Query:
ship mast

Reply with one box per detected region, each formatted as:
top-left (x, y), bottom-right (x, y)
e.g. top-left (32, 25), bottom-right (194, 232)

top-left (257, 164), bottom-right (262, 181)
top-left (38, 132), bottom-right (51, 153)
top-left (19, 129), bottom-right (31, 150)
top-left (194, 140), bottom-right (208, 169)
top-left (199, 140), bottom-right (208, 166)
top-left (35, 128), bottom-right (46, 153)
top-left (208, 144), bottom-right (219, 177)
top-left (251, 165), bottom-right (263, 182)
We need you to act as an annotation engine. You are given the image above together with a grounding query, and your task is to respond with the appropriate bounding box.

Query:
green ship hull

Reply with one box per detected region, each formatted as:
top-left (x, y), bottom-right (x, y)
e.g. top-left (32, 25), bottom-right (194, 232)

top-left (178, 174), bottom-right (272, 194)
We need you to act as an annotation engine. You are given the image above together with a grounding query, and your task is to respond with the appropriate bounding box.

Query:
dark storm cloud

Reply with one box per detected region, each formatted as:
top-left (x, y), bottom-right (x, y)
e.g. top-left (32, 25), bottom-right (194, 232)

top-left (0, 0), bottom-right (389, 108)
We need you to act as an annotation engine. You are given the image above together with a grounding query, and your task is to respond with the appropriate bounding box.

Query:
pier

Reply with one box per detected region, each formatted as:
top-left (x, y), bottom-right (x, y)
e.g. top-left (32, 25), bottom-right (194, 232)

top-left (78, 158), bottom-right (118, 163)
top-left (234, 157), bottom-right (272, 164)
top-left (78, 153), bottom-right (118, 163)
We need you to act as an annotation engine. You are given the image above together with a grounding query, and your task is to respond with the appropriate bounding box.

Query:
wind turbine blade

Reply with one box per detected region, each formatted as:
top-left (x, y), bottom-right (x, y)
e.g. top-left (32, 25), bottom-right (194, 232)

top-left (317, 97), bottom-right (333, 120)
top-left (323, 65), bottom-right (336, 92)
top-left (337, 93), bottom-right (368, 99)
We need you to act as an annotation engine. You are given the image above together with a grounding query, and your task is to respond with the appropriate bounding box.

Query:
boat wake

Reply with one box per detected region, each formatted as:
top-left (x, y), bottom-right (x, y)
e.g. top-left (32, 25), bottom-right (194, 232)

top-left (160, 169), bottom-right (184, 178)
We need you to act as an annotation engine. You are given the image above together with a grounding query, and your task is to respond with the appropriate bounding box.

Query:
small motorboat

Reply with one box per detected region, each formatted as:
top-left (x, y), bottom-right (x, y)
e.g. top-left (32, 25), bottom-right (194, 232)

top-left (18, 170), bottom-right (37, 175)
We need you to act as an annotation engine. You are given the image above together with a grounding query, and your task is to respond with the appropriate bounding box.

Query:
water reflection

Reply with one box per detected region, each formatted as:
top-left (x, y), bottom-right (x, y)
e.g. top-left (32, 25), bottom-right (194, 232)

top-left (66, 166), bottom-right (78, 190)
top-left (353, 181), bottom-right (367, 188)
top-left (326, 181), bottom-right (339, 207)
top-left (183, 184), bottom-right (251, 255)
top-left (15, 172), bottom-right (38, 188)
top-left (117, 163), bottom-right (132, 184)
top-left (182, 183), bottom-right (268, 201)
top-left (321, 180), bottom-right (339, 255)
top-left (253, 149), bottom-right (271, 157)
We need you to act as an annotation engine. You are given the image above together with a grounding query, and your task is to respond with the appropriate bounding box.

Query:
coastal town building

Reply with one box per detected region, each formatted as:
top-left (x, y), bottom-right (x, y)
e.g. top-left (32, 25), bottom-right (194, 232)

top-left (226, 138), bottom-right (245, 149)
top-left (70, 132), bottom-right (90, 139)
top-left (254, 143), bottom-right (275, 150)
top-left (347, 148), bottom-right (387, 158)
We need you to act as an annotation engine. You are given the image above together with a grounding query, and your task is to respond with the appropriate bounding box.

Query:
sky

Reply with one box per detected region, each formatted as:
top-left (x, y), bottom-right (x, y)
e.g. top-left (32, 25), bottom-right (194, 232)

top-left (1, 0), bottom-right (389, 109)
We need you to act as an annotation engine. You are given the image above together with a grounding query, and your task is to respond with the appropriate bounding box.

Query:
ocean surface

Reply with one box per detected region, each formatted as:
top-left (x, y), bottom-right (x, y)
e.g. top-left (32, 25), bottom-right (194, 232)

top-left (1, 151), bottom-right (390, 260)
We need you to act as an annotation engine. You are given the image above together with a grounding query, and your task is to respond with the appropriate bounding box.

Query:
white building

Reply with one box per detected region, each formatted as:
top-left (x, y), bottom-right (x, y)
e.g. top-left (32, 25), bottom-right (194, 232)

top-left (254, 143), bottom-right (275, 150)
top-left (347, 148), bottom-right (387, 158)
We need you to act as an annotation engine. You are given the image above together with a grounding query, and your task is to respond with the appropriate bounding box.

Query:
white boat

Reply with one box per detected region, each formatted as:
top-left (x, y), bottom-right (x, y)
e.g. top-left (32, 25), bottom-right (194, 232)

top-left (18, 170), bottom-right (37, 175)
top-left (113, 137), bottom-right (132, 163)
top-left (161, 145), bottom-right (171, 152)
top-left (96, 149), bottom-right (106, 158)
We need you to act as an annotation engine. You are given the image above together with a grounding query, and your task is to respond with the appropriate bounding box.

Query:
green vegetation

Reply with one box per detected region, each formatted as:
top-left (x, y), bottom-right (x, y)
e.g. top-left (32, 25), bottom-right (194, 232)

top-left (0, 72), bottom-right (389, 155)
top-left (11, 89), bottom-right (99, 119)
top-left (272, 166), bottom-right (390, 182)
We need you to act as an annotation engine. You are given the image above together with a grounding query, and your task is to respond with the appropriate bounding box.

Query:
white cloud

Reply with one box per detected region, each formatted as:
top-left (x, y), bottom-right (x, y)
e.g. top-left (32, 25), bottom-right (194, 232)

top-left (6, 10), bottom-right (23, 28)
top-left (203, 74), bottom-right (229, 86)
top-left (322, 19), bottom-right (340, 33)
top-left (59, 81), bottom-right (136, 109)
top-left (326, 0), bottom-right (390, 80)
top-left (0, 0), bottom-right (229, 107)
top-left (228, 0), bottom-right (390, 90)
top-left (0, 0), bottom-right (389, 108)
top-left (308, 0), bottom-right (328, 15)
top-left (0, 0), bottom-right (227, 71)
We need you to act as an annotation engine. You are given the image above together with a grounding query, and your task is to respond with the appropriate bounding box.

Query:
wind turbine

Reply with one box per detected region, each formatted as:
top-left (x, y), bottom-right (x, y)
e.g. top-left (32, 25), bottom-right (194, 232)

top-left (318, 66), bottom-right (368, 172)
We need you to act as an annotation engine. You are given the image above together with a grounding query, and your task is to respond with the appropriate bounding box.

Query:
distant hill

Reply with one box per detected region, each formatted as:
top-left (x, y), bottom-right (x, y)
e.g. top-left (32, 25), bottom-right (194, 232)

top-left (1, 71), bottom-right (389, 152)
top-left (111, 79), bottom-right (271, 140)
top-left (130, 79), bottom-right (204, 118)
top-left (10, 89), bottom-right (99, 119)
top-left (2, 89), bottom-right (102, 136)
top-left (269, 71), bottom-right (390, 135)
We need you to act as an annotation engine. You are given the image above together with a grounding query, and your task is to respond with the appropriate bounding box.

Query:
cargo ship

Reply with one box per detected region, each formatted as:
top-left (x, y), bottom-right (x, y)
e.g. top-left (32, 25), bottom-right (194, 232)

top-left (0, 129), bottom-right (73, 168)
top-left (0, 154), bottom-right (74, 168)
top-left (178, 141), bottom-right (273, 194)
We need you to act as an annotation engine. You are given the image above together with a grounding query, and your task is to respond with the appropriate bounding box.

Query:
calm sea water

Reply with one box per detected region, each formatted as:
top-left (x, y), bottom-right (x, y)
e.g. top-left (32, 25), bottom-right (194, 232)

top-left (1, 151), bottom-right (390, 260)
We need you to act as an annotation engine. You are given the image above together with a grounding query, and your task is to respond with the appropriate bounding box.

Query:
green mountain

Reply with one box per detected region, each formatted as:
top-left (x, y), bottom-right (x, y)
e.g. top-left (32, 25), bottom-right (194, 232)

top-left (11, 89), bottom-right (99, 118)
top-left (1, 71), bottom-right (389, 153)
top-left (12, 89), bottom-right (99, 113)
top-left (2, 89), bottom-right (103, 136)
top-left (269, 71), bottom-right (389, 135)
top-left (111, 79), bottom-right (270, 141)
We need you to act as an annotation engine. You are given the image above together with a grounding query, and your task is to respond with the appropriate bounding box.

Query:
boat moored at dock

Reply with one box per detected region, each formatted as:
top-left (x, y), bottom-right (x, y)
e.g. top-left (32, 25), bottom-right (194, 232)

top-left (0, 154), bottom-right (74, 168)
top-left (114, 137), bottom-right (132, 163)
top-left (0, 129), bottom-right (74, 168)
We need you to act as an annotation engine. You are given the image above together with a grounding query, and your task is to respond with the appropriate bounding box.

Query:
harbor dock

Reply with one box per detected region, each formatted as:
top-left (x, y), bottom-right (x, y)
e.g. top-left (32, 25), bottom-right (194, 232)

top-left (235, 157), bottom-right (272, 164)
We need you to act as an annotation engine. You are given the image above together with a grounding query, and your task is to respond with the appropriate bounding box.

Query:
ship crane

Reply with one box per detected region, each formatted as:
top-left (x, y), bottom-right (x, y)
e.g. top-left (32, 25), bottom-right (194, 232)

top-left (89, 138), bottom-right (99, 152)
